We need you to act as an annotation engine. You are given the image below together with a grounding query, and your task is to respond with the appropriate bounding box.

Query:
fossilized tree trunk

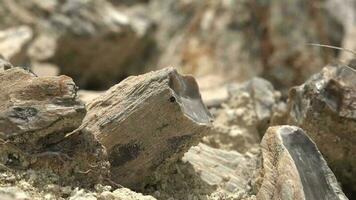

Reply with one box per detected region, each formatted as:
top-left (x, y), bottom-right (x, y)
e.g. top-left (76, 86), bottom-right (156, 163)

top-left (257, 126), bottom-right (348, 200)
top-left (79, 67), bottom-right (212, 189)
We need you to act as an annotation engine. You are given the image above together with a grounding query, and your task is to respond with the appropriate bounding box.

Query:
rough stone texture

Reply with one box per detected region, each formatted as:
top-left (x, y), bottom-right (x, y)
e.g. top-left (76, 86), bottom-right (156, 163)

top-left (257, 126), bottom-right (348, 200)
top-left (0, 67), bottom-right (85, 151)
top-left (0, 26), bottom-right (32, 67)
top-left (183, 143), bottom-right (259, 195)
top-left (80, 67), bottom-right (212, 189)
top-left (0, 0), bottom-right (156, 90)
top-left (0, 66), bottom-right (108, 187)
top-left (204, 78), bottom-right (285, 152)
top-left (148, 0), bottom-right (343, 93)
top-left (286, 65), bottom-right (356, 196)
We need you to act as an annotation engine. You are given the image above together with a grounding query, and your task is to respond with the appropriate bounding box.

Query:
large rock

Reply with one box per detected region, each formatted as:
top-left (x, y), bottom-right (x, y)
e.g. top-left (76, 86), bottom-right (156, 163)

top-left (0, 66), bottom-right (108, 187)
top-left (0, 67), bottom-right (85, 151)
top-left (286, 65), bottom-right (356, 196)
top-left (149, 0), bottom-right (343, 92)
top-left (0, 0), bottom-right (156, 90)
top-left (257, 126), bottom-right (348, 200)
top-left (80, 67), bottom-right (212, 189)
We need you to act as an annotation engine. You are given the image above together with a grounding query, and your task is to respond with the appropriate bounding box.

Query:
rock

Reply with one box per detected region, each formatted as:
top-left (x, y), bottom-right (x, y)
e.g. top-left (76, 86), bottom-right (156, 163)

top-left (149, 0), bottom-right (343, 92)
top-left (78, 90), bottom-right (104, 104)
top-left (326, 0), bottom-right (356, 63)
top-left (257, 126), bottom-right (348, 200)
top-left (0, 56), bottom-right (13, 71)
top-left (0, 0), bottom-right (156, 90)
top-left (182, 143), bottom-right (259, 194)
top-left (0, 186), bottom-right (30, 200)
top-left (80, 67), bottom-right (212, 189)
top-left (205, 77), bottom-right (284, 152)
top-left (0, 26), bottom-right (33, 67)
top-left (0, 67), bottom-right (85, 151)
top-left (0, 66), bottom-right (108, 187)
top-left (286, 65), bottom-right (356, 197)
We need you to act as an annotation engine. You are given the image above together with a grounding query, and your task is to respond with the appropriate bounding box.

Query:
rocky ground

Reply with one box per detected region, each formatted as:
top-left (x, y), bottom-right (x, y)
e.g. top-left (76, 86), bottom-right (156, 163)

top-left (0, 0), bottom-right (355, 200)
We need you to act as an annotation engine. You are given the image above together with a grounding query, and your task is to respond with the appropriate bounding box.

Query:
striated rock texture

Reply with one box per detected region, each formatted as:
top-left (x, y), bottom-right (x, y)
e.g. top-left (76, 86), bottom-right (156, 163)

top-left (80, 67), bottom-right (212, 189)
top-left (0, 67), bottom-right (85, 151)
top-left (0, 0), bottom-right (156, 90)
top-left (257, 126), bottom-right (348, 200)
top-left (183, 143), bottom-right (259, 195)
top-left (286, 65), bottom-right (356, 196)
top-left (0, 66), bottom-right (108, 187)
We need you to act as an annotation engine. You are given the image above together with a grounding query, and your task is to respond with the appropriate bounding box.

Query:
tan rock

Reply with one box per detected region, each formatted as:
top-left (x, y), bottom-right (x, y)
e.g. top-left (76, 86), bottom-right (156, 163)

top-left (80, 67), bottom-right (212, 189)
top-left (257, 126), bottom-right (348, 200)
top-left (0, 66), bottom-right (108, 187)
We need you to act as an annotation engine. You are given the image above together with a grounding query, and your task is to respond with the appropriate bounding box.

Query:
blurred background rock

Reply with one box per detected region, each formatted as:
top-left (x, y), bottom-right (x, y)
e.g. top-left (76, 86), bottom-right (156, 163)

top-left (0, 0), bottom-right (354, 93)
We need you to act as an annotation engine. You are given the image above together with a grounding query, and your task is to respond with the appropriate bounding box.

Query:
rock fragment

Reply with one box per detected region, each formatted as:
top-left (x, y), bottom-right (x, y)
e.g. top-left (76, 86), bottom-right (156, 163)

top-left (257, 126), bottom-right (348, 200)
top-left (205, 77), bottom-right (284, 152)
top-left (0, 66), bottom-right (108, 187)
top-left (286, 65), bottom-right (356, 195)
top-left (80, 67), bottom-right (212, 189)
top-left (0, 26), bottom-right (32, 67)
top-left (0, 0), bottom-right (156, 90)
top-left (183, 143), bottom-right (259, 194)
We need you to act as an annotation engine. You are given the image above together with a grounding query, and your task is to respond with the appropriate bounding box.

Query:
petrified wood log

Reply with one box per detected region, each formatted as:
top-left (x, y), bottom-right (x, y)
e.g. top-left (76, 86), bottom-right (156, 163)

top-left (80, 67), bottom-right (212, 189)
top-left (0, 67), bottom-right (85, 152)
top-left (286, 65), bottom-right (356, 195)
top-left (257, 126), bottom-right (348, 200)
top-left (0, 66), bottom-right (108, 187)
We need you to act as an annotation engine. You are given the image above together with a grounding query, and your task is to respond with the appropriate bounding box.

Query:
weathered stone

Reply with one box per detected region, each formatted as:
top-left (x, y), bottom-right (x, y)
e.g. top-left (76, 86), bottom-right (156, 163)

top-left (0, 67), bottom-right (85, 151)
top-left (80, 67), bottom-right (212, 189)
top-left (205, 78), bottom-right (284, 152)
top-left (0, 0), bottom-right (156, 90)
top-left (0, 26), bottom-right (32, 67)
top-left (257, 126), bottom-right (348, 200)
top-left (0, 66), bottom-right (108, 187)
top-left (149, 0), bottom-right (343, 93)
top-left (286, 65), bottom-right (356, 196)
top-left (183, 143), bottom-right (259, 194)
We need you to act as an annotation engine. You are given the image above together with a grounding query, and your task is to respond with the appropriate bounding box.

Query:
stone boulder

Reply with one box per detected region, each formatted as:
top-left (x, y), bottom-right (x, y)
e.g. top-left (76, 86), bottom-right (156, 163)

top-left (79, 67), bottom-right (212, 189)
top-left (257, 126), bottom-right (348, 200)
top-left (286, 65), bottom-right (356, 196)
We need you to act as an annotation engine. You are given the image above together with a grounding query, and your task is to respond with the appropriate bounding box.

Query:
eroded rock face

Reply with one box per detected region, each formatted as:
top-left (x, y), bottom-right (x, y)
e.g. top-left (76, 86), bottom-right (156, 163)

top-left (286, 65), bottom-right (356, 196)
top-left (257, 126), bottom-right (348, 200)
top-left (0, 68), bottom-right (85, 151)
top-left (80, 67), bottom-right (212, 189)
top-left (0, 0), bottom-right (156, 90)
top-left (183, 143), bottom-right (259, 195)
top-left (0, 66), bottom-right (108, 187)
top-left (150, 0), bottom-right (343, 92)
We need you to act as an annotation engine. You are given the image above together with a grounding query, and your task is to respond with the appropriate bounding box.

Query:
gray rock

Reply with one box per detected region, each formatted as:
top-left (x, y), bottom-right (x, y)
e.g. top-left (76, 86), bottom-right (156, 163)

top-left (257, 126), bottom-right (348, 200)
top-left (80, 67), bottom-right (212, 189)
top-left (286, 65), bottom-right (356, 195)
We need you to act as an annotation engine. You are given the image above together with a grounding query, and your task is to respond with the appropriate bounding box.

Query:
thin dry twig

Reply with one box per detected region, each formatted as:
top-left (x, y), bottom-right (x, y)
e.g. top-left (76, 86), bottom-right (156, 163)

top-left (308, 43), bottom-right (356, 56)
